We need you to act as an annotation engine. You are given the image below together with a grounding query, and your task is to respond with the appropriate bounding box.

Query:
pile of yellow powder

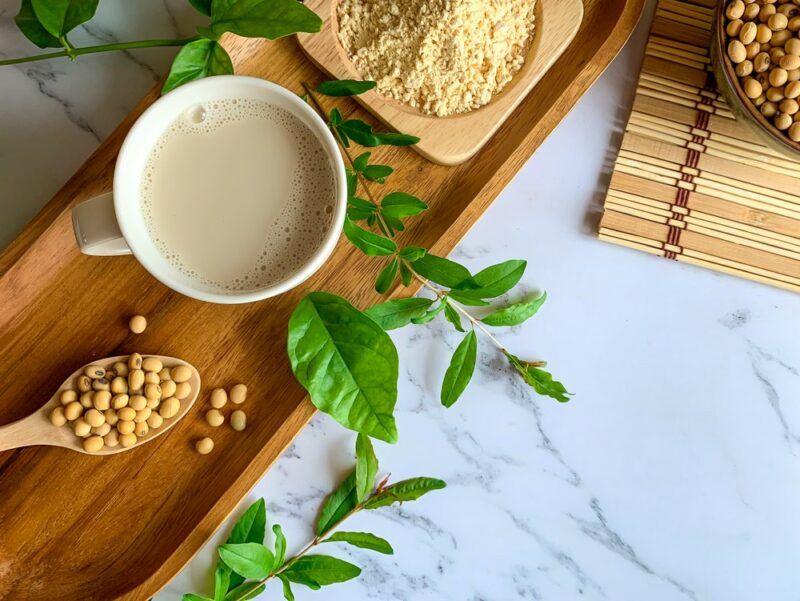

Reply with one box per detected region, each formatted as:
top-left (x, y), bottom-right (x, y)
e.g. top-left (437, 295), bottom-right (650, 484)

top-left (336, 0), bottom-right (537, 117)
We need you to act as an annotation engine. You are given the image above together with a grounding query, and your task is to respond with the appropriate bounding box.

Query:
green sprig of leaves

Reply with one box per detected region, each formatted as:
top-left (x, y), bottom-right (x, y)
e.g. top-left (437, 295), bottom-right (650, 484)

top-left (6, 0), bottom-right (321, 94)
top-left (183, 438), bottom-right (445, 601)
top-left (286, 82), bottom-right (571, 434)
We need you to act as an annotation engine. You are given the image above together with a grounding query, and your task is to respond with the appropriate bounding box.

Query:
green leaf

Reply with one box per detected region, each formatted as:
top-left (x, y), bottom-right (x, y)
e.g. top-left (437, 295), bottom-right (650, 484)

top-left (399, 261), bottom-right (413, 286)
top-left (228, 499), bottom-right (267, 545)
top-left (210, 0), bottom-right (322, 39)
top-left (288, 292), bottom-right (399, 442)
top-left (283, 555), bottom-right (361, 588)
top-left (506, 352), bottom-right (571, 403)
top-left (441, 331), bottom-right (477, 407)
top-left (355, 433), bottom-right (378, 502)
top-left (482, 292), bottom-right (547, 327)
top-left (272, 524), bottom-right (287, 569)
top-left (213, 564), bottom-right (230, 601)
top-left (337, 119), bottom-right (381, 147)
top-left (218, 543), bottom-right (274, 580)
top-left (381, 215), bottom-right (405, 236)
top-left (316, 470), bottom-right (358, 536)
top-left (162, 39), bottom-right (234, 94)
top-left (317, 79), bottom-right (377, 96)
top-left (374, 132), bottom-right (420, 146)
top-left (411, 254), bottom-right (473, 289)
top-left (343, 217), bottom-right (397, 256)
top-left (184, 595), bottom-right (213, 601)
top-left (446, 291), bottom-right (489, 307)
top-left (364, 477), bottom-right (446, 509)
top-left (365, 298), bottom-right (433, 330)
top-left (410, 301), bottom-right (445, 324)
top-left (375, 258), bottom-right (398, 294)
top-left (348, 197), bottom-right (374, 211)
top-left (330, 107), bottom-right (343, 125)
top-left (380, 192), bottom-right (428, 219)
top-left (443, 300), bottom-right (464, 332)
top-left (453, 260), bottom-right (527, 299)
top-left (278, 575), bottom-right (295, 601)
top-left (324, 531), bottom-right (394, 554)
top-left (222, 498), bottom-right (267, 589)
top-left (15, 0), bottom-right (60, 48)
top-left (31, 0), bottom-right (99, 36)
top-left (223, 583), bottom-right (265, 601)
top-left (363, 164), bottom-right (393, 183)
top-left (353, 152), bottom-right (371, 172)
top-left (189, 0), bottom-right (212, 16)
top-left (399, 246), bottom-right (426, 262)
top-left (345, 168), bottom-right (358, 198)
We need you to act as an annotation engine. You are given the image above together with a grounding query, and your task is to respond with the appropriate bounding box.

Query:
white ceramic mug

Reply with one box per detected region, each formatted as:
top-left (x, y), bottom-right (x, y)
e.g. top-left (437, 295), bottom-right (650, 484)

top-left (72, 75), bottom-right (347, 304)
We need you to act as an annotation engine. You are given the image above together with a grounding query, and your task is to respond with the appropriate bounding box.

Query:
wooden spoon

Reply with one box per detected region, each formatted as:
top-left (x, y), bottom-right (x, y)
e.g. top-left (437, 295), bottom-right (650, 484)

top-left (0, 355), bottom-right (201, 455)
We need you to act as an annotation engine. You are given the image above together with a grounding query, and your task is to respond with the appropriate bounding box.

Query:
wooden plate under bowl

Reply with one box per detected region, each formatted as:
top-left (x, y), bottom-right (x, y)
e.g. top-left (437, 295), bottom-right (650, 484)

top-left (712, 2), bottom-right (800, 157)
top-left (298, 0), bottom-right (584, 165)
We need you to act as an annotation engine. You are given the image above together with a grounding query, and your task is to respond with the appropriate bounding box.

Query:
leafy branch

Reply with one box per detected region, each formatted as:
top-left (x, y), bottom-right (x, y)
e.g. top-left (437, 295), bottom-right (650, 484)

top-left (3, 0), bottom-right (322, 93)
top-left (183, 434), bottom-right (445, 601)
top-left (287, 81), bottom-right (571, 444)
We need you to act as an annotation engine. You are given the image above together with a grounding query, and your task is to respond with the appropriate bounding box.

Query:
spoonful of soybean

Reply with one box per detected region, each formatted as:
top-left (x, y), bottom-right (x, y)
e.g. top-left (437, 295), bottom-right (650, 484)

top-left (0, 353), bottom-right (200, 455)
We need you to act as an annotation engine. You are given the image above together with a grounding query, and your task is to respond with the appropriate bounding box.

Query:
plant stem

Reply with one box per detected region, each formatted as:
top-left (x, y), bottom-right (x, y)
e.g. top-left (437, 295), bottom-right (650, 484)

top-left (0, 37), bottom-right (198, 66)
top-left (228, 497), bottom-right (374, 601)
top-left (300, 81), bottom-right (510, 356)
top-left (300, 82), bottom-right (395, 235)
top-left (402, 261), bottom-right (510, 353)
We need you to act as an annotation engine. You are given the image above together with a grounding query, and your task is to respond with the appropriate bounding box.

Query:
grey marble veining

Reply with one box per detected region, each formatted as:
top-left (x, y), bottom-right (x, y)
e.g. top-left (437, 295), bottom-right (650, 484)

top-left (2, 1), bottom-right (800, 600)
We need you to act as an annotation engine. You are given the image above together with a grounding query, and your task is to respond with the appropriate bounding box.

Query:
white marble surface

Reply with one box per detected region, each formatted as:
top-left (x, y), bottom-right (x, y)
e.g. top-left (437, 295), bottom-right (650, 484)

top-left (3, 1), bottom-right (800, 600)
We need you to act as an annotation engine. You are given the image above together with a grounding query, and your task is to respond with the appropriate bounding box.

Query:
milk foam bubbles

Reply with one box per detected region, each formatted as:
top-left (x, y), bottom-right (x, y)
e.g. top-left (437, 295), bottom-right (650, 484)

top-left (140, 98), bottom-right (336, 292)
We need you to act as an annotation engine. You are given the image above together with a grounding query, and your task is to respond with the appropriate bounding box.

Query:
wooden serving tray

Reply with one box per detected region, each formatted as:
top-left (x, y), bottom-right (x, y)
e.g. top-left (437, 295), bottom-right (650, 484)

top-left (0, 2), bottom-right (644, 599)
top-left (298, 0), bottom-right (584, 165)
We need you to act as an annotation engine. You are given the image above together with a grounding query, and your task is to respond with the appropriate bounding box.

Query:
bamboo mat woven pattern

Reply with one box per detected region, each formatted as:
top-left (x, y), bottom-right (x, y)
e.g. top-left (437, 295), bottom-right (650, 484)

top-left (598, 0), bottom-right (800, 293)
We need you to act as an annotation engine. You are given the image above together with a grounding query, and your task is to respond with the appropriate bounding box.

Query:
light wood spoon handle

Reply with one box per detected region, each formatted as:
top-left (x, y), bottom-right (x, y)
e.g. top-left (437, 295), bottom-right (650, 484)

top-left (0, 411), bottom-right (66, 452)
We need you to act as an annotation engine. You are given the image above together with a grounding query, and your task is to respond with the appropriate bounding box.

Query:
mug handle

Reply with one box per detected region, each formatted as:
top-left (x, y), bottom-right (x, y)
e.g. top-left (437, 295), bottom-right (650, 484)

top-left (72, 192), bottom-right (131, 256)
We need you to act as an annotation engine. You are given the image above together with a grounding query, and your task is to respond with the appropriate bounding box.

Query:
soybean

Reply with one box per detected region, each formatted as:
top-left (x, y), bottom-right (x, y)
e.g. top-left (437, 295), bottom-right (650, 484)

top-left (230, 384), bottom-right (247, 405)
top-left (93, 390), bottom-right (112, 411)
top-left (49, 407), bottom-right (67, 427)
top-left (206, 409), bottom-right (224, 427)
top-left (60, 390), bottom-right (77, 405)
top-left (111, 377), bottom-right (128, 394)
top-left (210, 388), bottom-right (227, 409)
top-left (83, 436), bottom-right (105, 453)
top-left (64, 402), bottom-right (83, 421)
top-left (231, 410), bottom-right (247, 432)
top-left (142, 357), bottom-right (163, 373)
top-left (73, 418), bottom-right (91, 438)
top-left (171, 365), bottom-right (192, 383)
top-left (84, 365), bottom-right (105, 379)
top-left (175, 382), bottom-right (192, 400)
top-left (112, 394), bottom-right (130, 409)
top-left (119, 433), bottom-right (137, 448)
top-left (117, 420), bottom-right (136, 435)
top-left (129, 395), bottom-right (148, 411)
top-left (104, 430), bottom-right (119, 448)
top-left (159, 397), bottom-right (180, 419)
top-left (195, 437), bottom-right (214, 455)
top-left (129, 314), bottom-right (147, 334)
top-left (128, 369), bottom-right (145, 392)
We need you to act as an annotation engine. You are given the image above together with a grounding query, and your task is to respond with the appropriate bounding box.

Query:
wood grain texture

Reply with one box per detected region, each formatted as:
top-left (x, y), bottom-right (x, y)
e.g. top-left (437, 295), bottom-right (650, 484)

top-left (297, 0), bottom-right (583, 165)
top-left (0, 1), bottom-right (645, 598)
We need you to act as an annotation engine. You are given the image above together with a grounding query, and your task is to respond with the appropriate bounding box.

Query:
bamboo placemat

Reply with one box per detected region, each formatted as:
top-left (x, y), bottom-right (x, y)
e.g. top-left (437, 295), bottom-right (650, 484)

top-left (598, 0), bottom-right (800, 293)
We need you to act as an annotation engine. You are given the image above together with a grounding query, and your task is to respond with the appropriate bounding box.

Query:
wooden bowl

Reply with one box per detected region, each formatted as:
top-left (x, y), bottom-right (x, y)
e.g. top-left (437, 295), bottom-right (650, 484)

top-left (712, 2), bottom-right (800, 157)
